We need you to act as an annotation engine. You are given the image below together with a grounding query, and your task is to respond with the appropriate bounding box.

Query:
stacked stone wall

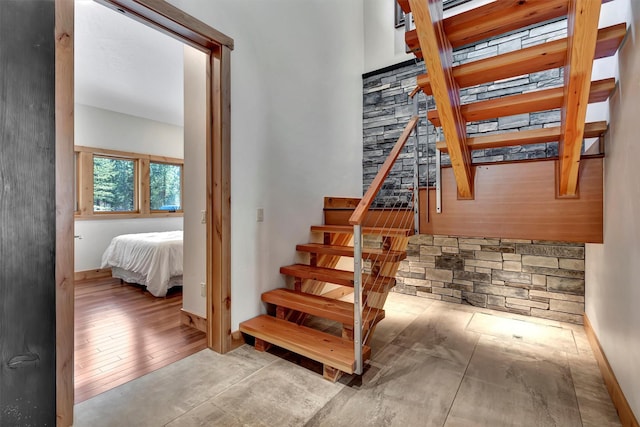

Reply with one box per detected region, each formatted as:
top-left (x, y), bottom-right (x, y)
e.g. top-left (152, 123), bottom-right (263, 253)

top-left (363, 19), bottom-right (569, 198)
top-left (362, 19), bottom-right (588, 323)
top-left (395, 235), bottom-right (586, 324)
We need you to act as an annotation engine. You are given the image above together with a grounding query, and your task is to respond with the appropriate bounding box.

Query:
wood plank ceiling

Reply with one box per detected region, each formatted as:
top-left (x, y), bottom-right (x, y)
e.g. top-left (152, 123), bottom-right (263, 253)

top-left (400, 0), bottom-right (625, 198)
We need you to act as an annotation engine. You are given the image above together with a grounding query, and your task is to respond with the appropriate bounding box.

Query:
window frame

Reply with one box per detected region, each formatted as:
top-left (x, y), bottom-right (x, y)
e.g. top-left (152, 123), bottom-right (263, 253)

top-left (148, 160), bottom-right (184, 213)
top-left (74, 145), bottom-right (184, 220)
top-left (395, 0), bottom-right (474, 28)
top-left (92, 154), bottom-right (138, 214)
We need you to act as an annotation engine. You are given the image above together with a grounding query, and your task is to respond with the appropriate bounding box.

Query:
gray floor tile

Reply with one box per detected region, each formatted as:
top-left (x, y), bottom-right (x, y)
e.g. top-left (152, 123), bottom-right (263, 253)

top-left (306, 344), bottom-right (466, 427)
top-left (385, 291), bottom-right (434, 315)
top-left (466, 312), bottom-right (578, 354)
top-left (390, 302), bottom-right (480, 366)
top-left (165, 400), bottom-right (266, 427)
top-left (464, 335), bottom-right (579, 409)
top-left (204, 359), bottom-right (344, 427)
top-left (368, 309), bottom-right (422, 357)
top-left (74, 347), bottom-right (277, 427)
top-left (73, 298), bottom-right (621, 427)
top-left (567, 354), bottom-right (622, 426)
top-left (445, 376), bottom-right (582, 427)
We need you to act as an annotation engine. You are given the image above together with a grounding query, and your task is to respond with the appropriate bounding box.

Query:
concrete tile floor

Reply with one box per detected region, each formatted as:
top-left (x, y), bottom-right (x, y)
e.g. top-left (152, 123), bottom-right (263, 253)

top-left (74, 293), bottom-right (621, 427)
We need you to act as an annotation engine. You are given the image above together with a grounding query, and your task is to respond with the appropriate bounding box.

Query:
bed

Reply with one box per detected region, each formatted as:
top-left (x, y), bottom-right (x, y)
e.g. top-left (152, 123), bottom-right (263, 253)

top-left (101, 230), bottom-right (183, 297)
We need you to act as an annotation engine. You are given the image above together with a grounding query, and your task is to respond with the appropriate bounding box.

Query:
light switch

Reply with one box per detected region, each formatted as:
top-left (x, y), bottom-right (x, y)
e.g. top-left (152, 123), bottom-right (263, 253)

top-left (257, 208), bottom-right (264, 222)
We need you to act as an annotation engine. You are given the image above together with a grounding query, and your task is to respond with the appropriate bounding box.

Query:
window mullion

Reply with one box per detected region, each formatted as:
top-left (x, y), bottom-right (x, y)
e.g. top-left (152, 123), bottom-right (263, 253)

top-left (78, 151), bottom-right (94, 216)
top-left (140, 157), bottom-right (150, 215)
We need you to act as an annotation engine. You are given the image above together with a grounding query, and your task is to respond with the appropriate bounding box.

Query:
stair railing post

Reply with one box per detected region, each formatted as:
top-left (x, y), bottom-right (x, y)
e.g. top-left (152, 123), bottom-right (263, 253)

top-left (436, 127), bottom-right (442, 214)
top-left (412, 91), bottom-right (420, 234)
top-left (353, 224), bottom-right (363, 375)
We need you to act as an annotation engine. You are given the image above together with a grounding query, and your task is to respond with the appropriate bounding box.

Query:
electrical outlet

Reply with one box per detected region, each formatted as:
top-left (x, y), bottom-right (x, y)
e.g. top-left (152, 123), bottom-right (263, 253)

top-left (257, 208), bottom-right (264, 222)
top-left (200, 282), bottom-right (206, 297)
top-left (200, 210), bottom-right (206, 224)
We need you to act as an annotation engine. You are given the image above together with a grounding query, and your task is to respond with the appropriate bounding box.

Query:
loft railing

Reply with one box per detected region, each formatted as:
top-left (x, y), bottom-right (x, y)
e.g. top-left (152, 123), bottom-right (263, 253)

top-left (349, 89), bottom-right (421, 374)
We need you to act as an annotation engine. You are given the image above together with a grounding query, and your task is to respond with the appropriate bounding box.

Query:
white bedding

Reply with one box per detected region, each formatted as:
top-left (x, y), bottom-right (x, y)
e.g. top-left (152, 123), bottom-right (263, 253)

top-left (101, 231), bottom-right (183, 297)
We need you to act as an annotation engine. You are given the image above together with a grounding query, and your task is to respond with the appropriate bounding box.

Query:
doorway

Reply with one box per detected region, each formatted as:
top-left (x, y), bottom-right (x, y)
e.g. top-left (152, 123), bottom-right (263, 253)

top-left (55, 1), bottom-right (233, 424)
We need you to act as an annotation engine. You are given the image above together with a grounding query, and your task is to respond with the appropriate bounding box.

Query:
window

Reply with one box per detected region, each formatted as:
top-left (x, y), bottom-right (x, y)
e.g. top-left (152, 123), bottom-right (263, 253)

top-left (395, 0), bottom-right (473, 28)
top-left (93, 156), bottom-right (136, 212)
top-left (74, 146), bottom-right (183, 219)
top-left (150, 162), bottom-right (182, 212)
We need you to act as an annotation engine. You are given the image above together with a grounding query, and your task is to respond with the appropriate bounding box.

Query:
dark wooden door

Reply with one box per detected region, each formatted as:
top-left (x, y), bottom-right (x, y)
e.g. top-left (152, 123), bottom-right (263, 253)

top-left (0, 1), bottom-right (57, 425)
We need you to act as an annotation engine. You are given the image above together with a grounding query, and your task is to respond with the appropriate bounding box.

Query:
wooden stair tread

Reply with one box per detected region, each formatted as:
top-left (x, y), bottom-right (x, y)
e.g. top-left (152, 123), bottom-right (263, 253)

top-left (323, 209), bottom-right (415, 230)
top-left (311, 224), bottom-right (411, 237)
top-left (280, 264), bottom-right (396, 290)
top-left (417, 24), bottom-right (626, 95)
top-left (239, 315), bottom-right (371, 374)
top-left (427, 78), bottom-right (616, 127)
top-left (406, 0), bottom-right (570, 56)
top-left (436, 121), bottom-right (608, 152)
top-left (262, 288), bottom-right (385, 327)
top-left (324, 197), bottom-right (361, 209)
top-left (296, 243), bottom-right (406, 262)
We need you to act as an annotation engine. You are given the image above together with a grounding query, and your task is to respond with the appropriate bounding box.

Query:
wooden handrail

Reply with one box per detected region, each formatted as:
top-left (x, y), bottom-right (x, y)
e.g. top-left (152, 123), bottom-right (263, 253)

top-left (349, 115), bottom-right (419, 225)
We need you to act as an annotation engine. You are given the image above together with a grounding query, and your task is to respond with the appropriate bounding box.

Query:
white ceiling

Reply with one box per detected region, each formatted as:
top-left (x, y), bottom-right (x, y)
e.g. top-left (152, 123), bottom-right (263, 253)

top-left (75, 0), bottom-right (185, 126)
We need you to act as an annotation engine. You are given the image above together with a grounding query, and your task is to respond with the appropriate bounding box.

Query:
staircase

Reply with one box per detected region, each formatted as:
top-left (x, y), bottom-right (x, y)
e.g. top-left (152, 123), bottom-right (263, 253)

top-left (399, 0), bottom-right (625, 199)
top-left (240, 0), bottom-right (627, 380)
top-left (240, 197), bottom-right (413, 381)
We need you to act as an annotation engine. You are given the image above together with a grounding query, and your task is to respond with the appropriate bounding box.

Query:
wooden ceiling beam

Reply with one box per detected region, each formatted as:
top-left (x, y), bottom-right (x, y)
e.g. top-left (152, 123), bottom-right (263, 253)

top-left (558, 0), bottom-right (603, 197)
top-left (409, 0), bottom-right (473, 199)
top-left (427, 78), bottom-right (616, 126)
top-left (417, 24), bottom-right (626, 95)
top-left (436, 121), bottom-right (607, 152)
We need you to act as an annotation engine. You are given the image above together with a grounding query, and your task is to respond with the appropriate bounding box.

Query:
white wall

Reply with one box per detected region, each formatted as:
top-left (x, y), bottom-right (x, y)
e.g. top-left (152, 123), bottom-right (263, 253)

top-left (74, 104), bottom-right (184, 271)
top-left (585, 0), bottom-right (639, 419)
top-left (182, 46), bottom-right (208, 317)
top-left (166, 0), bottom-right (364, 330)
top-left (75, 104), bottom-right (183, 157)
top-left (364, 0), bottom-right (413, 73)
top-left (75, 218), bottom-right (183, 271)
top-left (363, 0), bottom-right (494, 73)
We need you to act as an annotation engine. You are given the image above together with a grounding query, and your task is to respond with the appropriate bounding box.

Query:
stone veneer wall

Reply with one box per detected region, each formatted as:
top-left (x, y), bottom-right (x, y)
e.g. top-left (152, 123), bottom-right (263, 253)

top-left (395, 235), bottom-right (586, 324)
top-left (363, 19), bottom-right (568, 197)
top-left (363, 20), bottom-right (589, 323)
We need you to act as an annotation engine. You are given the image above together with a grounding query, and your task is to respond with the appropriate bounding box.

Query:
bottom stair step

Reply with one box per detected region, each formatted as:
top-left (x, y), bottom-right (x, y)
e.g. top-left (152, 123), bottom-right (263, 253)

top-left (239, 315), bottom-right (371, 374)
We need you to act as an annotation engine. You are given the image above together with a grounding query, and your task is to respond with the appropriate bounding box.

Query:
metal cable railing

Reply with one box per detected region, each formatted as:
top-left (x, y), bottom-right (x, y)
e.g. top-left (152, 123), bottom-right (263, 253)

top-left (350, 90), bottom-right (421, 374)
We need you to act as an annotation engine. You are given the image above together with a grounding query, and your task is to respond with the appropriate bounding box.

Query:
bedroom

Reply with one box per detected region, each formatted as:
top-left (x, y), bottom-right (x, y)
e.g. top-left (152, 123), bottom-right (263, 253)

top-left (72, 0), bottom-right (209, 402)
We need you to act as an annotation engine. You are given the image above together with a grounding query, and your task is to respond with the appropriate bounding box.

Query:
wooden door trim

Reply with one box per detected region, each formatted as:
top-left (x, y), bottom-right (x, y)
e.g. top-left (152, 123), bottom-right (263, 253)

top-left (55, 1), bottom-right (233, 425)
top-left (55, 1), bottom-right (75, 425)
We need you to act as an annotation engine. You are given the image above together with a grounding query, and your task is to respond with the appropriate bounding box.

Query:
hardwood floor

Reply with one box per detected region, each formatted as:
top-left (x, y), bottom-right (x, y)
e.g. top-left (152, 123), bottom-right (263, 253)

top-left (74, 278), bottom-right (207, 403)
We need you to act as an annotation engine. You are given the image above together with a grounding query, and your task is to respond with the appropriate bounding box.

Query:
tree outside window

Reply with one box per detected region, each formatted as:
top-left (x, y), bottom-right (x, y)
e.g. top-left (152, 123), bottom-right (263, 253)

top-left (150, 162), bottom-right (182, 211)
top-left (93, 156), bottom-right (135, 212)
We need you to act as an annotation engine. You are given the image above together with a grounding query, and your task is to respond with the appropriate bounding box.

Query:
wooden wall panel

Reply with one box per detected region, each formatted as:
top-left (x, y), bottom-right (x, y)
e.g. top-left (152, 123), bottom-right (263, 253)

top-left (0, 1), bottom-right (57, 425)
top-left (420, 158), bottom-right (603, 243)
